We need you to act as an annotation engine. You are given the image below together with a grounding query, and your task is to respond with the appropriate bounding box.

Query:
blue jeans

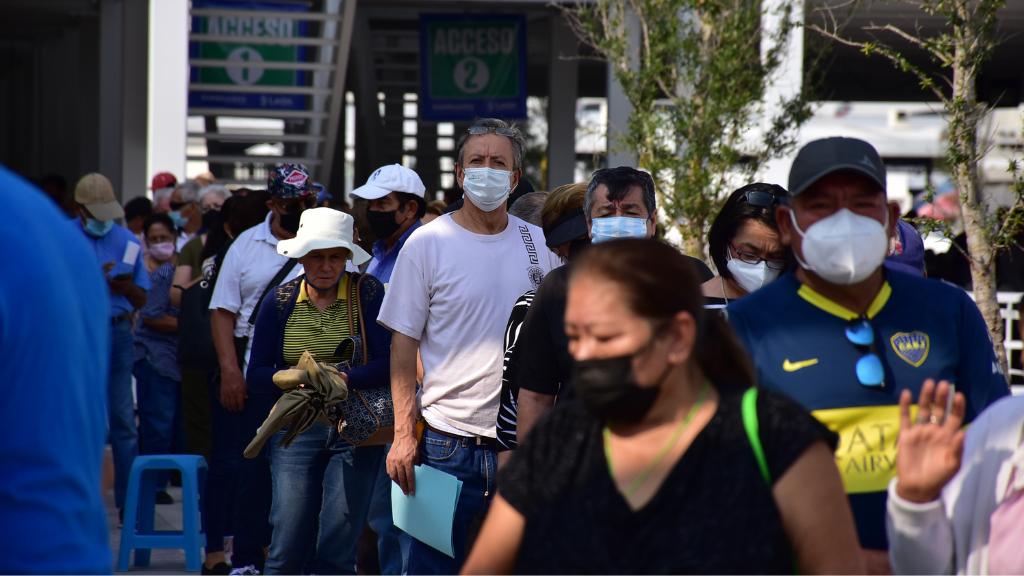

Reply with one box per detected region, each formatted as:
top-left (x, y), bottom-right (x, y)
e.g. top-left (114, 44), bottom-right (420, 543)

top-left (406, 429), bottom-right (496, 575)
top-left (265, 423), bottom-right (408, 575)
top-left (204, 371), bottom-right (240, 554)
top-left (109, 319), bottom-right (139, 510)
top-left (134, 358), bottom-right (184, 489)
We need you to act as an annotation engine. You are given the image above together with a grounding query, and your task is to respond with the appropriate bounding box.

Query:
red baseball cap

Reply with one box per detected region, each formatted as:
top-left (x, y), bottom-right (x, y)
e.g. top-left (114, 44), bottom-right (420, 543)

top-left (150, 172), bottom-right (178, 190)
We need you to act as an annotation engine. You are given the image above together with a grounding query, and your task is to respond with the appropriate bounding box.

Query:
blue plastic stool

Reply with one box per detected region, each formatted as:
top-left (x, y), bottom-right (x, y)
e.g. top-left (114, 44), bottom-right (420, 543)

top-left (118, 455), bottom-right (207, 572)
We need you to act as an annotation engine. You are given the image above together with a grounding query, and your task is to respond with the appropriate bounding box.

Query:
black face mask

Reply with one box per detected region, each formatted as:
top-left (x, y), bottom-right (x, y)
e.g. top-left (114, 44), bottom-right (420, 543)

top-left (278, 209), bottom-right (303, 234)
top-left (567, 237), bottom-right (592, 261)
top-left (571, 341), bottom-right (672, 423)
top-left (202, 209), bottom-right (220, 232)
top-left (366, 209), bottom-right (403, 240)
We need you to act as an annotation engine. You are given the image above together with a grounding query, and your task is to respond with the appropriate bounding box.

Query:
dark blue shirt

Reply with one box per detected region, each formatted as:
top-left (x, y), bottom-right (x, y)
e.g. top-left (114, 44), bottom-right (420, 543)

top-left (366, 220), bottom-right (421, 285)
top-left (76, 219), bottom-right (151, 316)
top-left (0, 166), bottom-right (112, 572)
top-left (134, 262), bottom-right (180, 381)
top-left (727, 270), bottom-right (1010, 550)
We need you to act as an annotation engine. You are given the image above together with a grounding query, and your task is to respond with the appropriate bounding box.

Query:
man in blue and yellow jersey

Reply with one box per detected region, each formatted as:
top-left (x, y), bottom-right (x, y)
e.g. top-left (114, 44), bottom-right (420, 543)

top-left (727, 137), bottom-right (1009, 572)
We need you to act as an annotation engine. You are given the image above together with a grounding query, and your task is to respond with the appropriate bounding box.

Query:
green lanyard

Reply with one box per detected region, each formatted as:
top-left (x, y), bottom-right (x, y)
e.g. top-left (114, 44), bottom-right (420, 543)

top-left (603, 381), bottom-right (710, 499)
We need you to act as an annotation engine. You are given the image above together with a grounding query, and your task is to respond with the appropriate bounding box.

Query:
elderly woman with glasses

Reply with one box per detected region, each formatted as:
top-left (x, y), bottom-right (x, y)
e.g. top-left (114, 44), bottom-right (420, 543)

top-left (246, 208), bottom-right (405, 575)
top-left (701, 183), bottom-right (791, 308)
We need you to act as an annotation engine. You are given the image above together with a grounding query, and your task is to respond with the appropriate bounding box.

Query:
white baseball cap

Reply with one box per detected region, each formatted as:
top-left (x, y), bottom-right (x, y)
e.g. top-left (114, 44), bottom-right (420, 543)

top-left (277, 208), bottom-right (371, 265)
top-left (350, 164), bottom-right (425, 201)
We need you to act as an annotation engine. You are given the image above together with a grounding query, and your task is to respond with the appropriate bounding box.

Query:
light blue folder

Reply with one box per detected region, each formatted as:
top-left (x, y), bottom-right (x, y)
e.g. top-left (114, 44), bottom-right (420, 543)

top-left (391, 465), bottom-right (464, 557)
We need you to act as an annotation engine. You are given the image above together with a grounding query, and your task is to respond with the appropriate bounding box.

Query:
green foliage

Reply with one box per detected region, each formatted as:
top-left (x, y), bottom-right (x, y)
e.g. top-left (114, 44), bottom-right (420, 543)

top-left (563, 0), bottom-right (813, 253)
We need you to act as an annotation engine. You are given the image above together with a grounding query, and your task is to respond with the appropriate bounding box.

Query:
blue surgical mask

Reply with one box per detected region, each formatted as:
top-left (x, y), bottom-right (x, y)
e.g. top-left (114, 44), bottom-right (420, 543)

top-left (590, 216), bottom-right (649, 243)
top-left (168, 210), bottom-right (185, 229)
top-left (462, 167), bottom-right (512, 212)
top-left (84, 217), bottom-right (114, 237)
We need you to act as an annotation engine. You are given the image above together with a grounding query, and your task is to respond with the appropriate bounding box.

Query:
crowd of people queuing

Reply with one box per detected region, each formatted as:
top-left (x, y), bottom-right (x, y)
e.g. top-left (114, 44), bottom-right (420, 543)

top-left (5, 116), bottom-right (1024, 576)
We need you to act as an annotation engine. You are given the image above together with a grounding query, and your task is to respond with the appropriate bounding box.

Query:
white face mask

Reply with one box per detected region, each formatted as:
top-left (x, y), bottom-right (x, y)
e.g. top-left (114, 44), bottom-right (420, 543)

top-left (462, 167), bottom-right (512, 212)
top-left (726, 256), bottom-right (781, 294)
top-left (790, 208), bottom-right (889, 285)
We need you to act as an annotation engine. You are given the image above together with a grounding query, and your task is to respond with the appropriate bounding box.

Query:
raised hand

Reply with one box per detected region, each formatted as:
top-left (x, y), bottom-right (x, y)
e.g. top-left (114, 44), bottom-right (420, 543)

top-left (895, 379), bottom-right (966, 503)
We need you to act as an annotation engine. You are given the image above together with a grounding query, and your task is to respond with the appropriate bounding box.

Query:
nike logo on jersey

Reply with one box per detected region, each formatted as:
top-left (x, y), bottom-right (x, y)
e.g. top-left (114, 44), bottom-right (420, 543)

top-left (783, 358), bottom-right (819, 372)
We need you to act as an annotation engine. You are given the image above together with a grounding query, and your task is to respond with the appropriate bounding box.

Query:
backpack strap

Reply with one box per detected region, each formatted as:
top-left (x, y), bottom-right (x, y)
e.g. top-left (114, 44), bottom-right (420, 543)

top-left (742, 387), bottom-right (771, 486)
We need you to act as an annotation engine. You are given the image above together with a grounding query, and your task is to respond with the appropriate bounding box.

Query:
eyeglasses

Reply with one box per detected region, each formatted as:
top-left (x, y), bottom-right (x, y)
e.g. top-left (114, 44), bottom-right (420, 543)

top-left (169, 200), bottom-right (189, 211)
top-left (845, 316), bottom-right (885, 387)
top-left (273, 195), bottom-right (317, 214)
top-left (729, 241), bottom-right (787, 270)
top-left (468, 125), bottom-right (516, 138)
top-left (743, 190), bottom-right (785, 208)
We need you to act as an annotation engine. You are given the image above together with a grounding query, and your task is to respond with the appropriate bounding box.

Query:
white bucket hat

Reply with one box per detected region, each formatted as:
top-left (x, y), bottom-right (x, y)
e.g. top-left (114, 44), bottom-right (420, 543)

top-left (277, 208), bottom-right (371, 265)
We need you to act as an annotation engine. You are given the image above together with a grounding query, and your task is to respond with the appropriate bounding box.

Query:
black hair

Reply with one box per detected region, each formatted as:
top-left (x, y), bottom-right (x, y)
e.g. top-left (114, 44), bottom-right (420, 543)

top-left (583, 167), bottom-right (657, 219)
top-left (143, 213), bottom-right (175, 239)
top-left (200, 195), bottom-right (240, 263)
top-left (572, 238), bottom-right (755, 387)
top-left (707, 183), bottom-right (788, 280)
top-left (125, 197), bottom-right (153, 222)
top-left (396, 192), bottom-right (427, 219)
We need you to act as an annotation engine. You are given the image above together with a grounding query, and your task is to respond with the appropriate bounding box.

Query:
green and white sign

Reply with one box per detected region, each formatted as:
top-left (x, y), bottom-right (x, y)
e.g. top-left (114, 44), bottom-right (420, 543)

top-left (420, 14), bottom-right (527, 121)
top-left (189, 1), bottom-right (308, 110)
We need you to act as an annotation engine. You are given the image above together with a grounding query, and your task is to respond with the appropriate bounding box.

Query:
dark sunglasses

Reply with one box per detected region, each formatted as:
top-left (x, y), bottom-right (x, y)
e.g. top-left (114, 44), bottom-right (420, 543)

top-left (273, 195), bottom-right (317, 213)
top-left (743, 190), bottom-right (785, 208)
top-left (169, 200), bottom-right (189, 211)
top-left (845, 316), bottom-right (885, 388)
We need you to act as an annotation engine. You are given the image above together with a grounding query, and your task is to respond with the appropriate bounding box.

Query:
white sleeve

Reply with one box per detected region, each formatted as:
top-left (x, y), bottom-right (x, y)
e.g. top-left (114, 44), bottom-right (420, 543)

top-left (886, 478), bottom-right (955, 575)
top-left (376, 244), bottom-right (430, 340)
top-left (209, 242), bottom-right (243, 313)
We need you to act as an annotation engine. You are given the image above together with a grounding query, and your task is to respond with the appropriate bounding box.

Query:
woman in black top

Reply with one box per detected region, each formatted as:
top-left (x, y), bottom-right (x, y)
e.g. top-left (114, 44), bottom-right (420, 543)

top-left (463, 239), bottom-right (863, 575)
top-left (701, 183), bottom-right (790, 308)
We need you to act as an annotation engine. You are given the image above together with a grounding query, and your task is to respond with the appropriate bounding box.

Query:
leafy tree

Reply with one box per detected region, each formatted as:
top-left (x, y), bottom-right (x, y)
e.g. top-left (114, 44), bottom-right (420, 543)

top-left (562, 0), bottom-right (815, 255)
top-left (809, 0), bottom-right (1020, 380)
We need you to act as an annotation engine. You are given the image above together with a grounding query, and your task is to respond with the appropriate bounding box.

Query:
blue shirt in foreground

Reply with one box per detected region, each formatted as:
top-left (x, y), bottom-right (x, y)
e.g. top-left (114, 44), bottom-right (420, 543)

top-left (727, 270), bottom-right (1009, 550)
top-left (76, 219), bottom-right (150, 316)
top-left (366, 219), bottom-right (421, 285)
top-left (0, 165), bottom-right (112, 573)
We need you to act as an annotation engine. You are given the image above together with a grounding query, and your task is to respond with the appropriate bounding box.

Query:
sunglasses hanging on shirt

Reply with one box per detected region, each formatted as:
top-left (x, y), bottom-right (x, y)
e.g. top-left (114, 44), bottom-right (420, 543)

top-left (845, 316), bottom-right (886, 388)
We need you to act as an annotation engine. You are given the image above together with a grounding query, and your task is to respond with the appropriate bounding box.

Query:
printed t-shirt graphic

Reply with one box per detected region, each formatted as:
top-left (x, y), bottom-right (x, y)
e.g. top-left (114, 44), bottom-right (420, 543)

top-left (727, 270), bottom-right (1009, 550)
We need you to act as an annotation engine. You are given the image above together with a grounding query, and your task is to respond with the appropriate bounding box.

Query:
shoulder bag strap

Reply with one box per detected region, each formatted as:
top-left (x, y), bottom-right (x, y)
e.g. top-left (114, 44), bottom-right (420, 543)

top-left (248, 258), bottom-right (299, 326)
top-left (742, 387), bottom-right (771, 486)
top-left (356, 274), bottom-right (369, 364)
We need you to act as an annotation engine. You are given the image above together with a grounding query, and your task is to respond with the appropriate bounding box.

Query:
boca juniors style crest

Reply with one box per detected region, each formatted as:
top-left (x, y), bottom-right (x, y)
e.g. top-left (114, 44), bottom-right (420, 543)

top-left (891, 331), bottom-right (929, 367)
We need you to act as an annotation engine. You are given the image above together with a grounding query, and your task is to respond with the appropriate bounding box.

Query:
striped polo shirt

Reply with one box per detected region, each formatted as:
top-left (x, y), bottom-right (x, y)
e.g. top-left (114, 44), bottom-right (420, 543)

top-left (282, 274), bottom-right (360, 367)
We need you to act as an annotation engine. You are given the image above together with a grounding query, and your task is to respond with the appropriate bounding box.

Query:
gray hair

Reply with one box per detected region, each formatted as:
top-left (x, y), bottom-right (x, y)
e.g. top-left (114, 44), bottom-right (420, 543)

top-left (200, 184), bottom-right (232, 204)
top-left (508, 192), bottom-right (549, 227)
top-left (583, 166), bottom-right (657, 219)
top-left (455, 118), bottom-right (525, 172)
top-left (174, 180), bottom-right (202, 203)
top-left (152, 187), bottom-right (174, 202)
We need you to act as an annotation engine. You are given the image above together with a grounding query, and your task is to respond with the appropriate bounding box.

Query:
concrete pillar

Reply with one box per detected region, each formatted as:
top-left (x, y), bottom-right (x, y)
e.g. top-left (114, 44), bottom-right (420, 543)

top-left (547, 15), bottom-right (579, 189)
top-left (605, 9), bottom-right (639, 169)
top-left (98, 0), bottom-right (150, 206)
top-left (147, 0), bottom-right (189, 193)
top-left (121, 0), bottom-right (150, 203)
top-left (98, 0), bottom-right (125, 190)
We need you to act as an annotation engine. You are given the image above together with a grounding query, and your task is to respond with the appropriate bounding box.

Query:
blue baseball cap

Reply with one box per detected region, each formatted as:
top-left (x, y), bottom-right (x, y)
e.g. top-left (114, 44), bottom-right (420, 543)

top-left (885, 219), bottom-right (925, 276)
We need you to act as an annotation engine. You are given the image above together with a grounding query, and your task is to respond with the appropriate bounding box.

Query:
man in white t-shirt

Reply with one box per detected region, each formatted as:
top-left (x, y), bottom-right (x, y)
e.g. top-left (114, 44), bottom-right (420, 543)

top-left (378, 118), bottom-right (561, 573)
top-left (206, 163), bottom-right (315, 574)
